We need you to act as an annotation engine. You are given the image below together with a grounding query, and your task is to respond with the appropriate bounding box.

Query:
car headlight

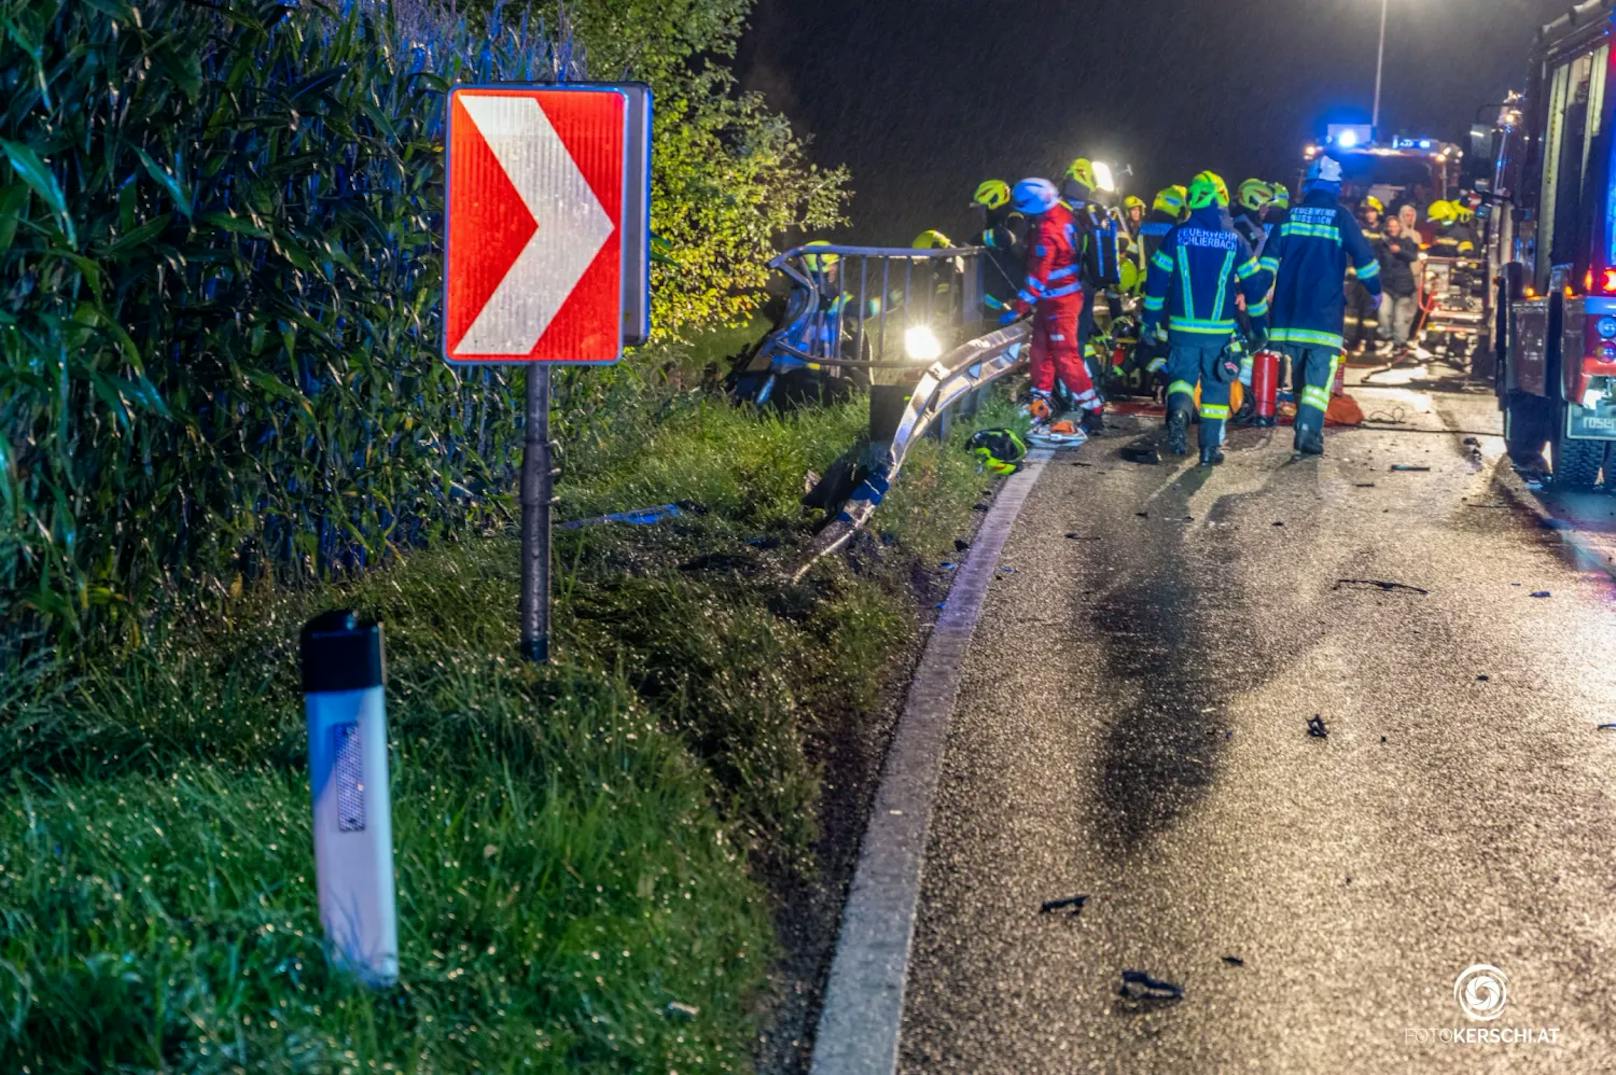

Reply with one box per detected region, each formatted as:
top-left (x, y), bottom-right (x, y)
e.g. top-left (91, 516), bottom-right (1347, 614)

top-left (904, 325), bottom-right (943, 362)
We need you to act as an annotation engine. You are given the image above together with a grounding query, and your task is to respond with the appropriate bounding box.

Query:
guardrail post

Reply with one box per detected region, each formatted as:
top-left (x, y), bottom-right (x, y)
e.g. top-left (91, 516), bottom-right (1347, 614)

top-left (301, 610), bottom-right (398, 988)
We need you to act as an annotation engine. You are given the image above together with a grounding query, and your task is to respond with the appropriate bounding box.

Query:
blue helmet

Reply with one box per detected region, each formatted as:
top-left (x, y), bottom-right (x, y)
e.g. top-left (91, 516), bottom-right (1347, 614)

top-left (1012, 178), bottom-right (1059, 216)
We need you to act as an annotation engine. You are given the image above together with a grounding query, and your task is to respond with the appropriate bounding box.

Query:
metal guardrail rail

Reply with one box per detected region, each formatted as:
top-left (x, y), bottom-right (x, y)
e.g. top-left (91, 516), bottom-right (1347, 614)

top-left (788, 320), bottom-right (1032, 582)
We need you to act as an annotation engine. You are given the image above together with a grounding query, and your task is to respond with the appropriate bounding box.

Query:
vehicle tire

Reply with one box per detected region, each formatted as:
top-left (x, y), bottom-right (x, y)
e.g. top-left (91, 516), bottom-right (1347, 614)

top-left (1550, 399), bottom-right (1606, 490)
top-left (1503, 391), bottom-right (1553, 467)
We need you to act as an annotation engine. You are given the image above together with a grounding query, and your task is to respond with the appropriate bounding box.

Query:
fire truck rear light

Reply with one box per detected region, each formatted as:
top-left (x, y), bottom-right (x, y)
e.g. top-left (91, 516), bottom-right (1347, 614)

top-left (1601, 268), bottom-right (1616, 292)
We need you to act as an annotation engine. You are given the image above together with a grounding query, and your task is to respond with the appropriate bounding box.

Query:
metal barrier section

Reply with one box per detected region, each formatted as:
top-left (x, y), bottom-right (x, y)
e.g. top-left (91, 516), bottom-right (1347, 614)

top-left (788, 321), bottom-right (1032, 582)
top-left (742, 244), bottom-right (995, 398)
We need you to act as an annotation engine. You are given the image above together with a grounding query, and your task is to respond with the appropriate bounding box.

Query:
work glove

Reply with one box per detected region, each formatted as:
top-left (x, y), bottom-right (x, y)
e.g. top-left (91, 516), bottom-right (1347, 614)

top-left (998, 308), bottom-right (1021, 326)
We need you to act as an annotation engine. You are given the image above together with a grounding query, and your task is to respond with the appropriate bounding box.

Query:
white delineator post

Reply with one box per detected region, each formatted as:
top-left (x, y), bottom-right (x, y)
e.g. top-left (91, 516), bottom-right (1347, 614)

top-left (301, 610), bottom-right (398, 987)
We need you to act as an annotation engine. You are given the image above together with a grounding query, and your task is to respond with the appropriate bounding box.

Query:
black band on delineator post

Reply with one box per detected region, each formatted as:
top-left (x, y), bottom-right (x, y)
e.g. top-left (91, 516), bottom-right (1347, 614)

top-left (301, 610), bottom-right (384, 693)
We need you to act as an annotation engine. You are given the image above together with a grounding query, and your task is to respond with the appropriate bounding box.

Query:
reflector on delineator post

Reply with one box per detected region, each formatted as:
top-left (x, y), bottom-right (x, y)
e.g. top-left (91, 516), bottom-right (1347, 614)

top-left (301, 610), bottom-right (397, 986)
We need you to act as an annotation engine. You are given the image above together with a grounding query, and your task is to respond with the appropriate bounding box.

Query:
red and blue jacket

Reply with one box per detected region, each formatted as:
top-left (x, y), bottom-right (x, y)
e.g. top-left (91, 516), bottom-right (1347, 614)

top-left (1008, 202), bottom-right (1084, 318)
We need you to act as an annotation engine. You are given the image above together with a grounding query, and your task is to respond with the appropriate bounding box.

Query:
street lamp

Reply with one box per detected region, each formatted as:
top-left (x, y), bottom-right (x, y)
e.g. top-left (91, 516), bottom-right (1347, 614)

top-left (1372, 0), bottom-right (1388, 132)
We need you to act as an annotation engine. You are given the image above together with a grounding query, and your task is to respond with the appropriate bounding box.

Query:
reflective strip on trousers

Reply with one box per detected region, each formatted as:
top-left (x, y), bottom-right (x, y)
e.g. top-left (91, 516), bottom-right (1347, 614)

top-left (1300, 385), bottom-right (1331, 411)
top-left (1168, 378), bottom-right (1196, 398)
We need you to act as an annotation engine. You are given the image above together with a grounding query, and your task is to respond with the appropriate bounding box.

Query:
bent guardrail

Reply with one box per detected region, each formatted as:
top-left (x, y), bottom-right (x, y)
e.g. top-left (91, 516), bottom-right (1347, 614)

top-left (789, 320), bottom-right (1032, 582)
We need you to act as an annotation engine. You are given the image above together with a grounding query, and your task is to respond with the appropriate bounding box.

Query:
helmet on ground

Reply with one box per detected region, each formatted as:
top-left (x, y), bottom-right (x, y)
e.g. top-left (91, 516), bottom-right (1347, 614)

top-left (1305, 155), bottom-right (1343, 185)
top-left (1269, 182), bottom-right (1291, 209)
top-left (1363, 195), bottom-right (1385, 214)
top-left (968, 428), bottom-right (1028, 476)
top-left (1152, 185), bottom-right (1187, 217)
top-left (1012, 177), bottom-right (1060, 215)
top-left (802, 240), bottom-right (839, 272)
top-left (1427, 199), bottom-right (1457, 223)
top-left (1188, 171), bottom-right (1230, 210)
top-left (972, 179), bottom-right (1011, 211)
top-left (1124, 194), bottom-right (1146, 213)
top-left (1237, 178), bottom-right (1273, 213)
top-left (913, 229), bottom-right (952, 249)
top-left (1064, 157), bottom-right (1097, 193)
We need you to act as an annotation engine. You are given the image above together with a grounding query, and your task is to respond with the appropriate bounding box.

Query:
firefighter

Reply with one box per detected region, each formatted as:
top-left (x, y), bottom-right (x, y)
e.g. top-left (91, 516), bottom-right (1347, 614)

top-left (1140, 171), bottom-right (1272, 467)
top-left (970, 179), bottom-right (1029, 318)
top-left (1002, 177), bottom-right (1103, 438)
top-left (1260, 155), bottom-right (1382, 457)
top-left (1059, 157), bottom-right (1123, 353)
top-left (1343, 195), bottom-right (1386, 356)
top-left (1123, 194), bottom-right (1147, 236)
top-left (1131, 187), bottom-right (1186, 383)
top-left (1428, 200), bottom-right (1477, 257)
top-left (1233, 179), bottom-right (1272, 252)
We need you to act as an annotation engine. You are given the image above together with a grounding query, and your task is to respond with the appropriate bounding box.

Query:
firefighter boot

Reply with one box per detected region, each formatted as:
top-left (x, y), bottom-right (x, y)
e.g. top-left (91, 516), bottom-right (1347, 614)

top-left (1081, 407), bottom-right (1107, 436)
top-left (1231, 394), bottom-right (1257, 427)
top-left (1165, 402), bottom-right (1190, 456)
top-left (1199, 443), bottom-right (1226, 467)
top-left (1293, 427), bottom-right (1325, 458)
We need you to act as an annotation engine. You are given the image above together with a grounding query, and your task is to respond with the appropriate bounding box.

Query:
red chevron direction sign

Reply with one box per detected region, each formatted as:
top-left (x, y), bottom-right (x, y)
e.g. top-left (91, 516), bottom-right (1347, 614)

top-left (444, 86), bottom-right (627, 364)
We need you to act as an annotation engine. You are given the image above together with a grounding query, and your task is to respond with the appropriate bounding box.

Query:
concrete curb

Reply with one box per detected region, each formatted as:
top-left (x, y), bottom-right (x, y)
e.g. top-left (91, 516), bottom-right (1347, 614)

top-left (807, 450), bottom-right (1052, 1075)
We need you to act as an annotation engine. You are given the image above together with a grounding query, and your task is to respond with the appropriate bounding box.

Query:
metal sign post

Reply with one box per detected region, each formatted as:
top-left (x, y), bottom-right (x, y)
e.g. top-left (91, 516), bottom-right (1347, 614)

top-left (443, 84), bottom-right (649, 662)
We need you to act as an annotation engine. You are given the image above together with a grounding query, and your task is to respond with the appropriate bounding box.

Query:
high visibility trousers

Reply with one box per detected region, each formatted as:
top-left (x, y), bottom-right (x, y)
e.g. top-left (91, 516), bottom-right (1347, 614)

top-left (1166, 342), bottom-right (1231, 448)
top-left (1029, 296), bottom-right (1100, 411)
top-left (1278, 343), bottom-right (1340, 441)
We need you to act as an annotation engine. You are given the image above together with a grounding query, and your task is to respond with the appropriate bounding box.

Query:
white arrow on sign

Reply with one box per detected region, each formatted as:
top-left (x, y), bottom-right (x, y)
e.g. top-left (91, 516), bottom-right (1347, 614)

top-left (456, 95), bottom-right (615, 356)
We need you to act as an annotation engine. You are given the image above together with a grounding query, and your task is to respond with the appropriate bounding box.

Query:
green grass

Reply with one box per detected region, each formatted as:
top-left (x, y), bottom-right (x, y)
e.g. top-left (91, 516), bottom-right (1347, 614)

top-left (0, 391), bottom-right (1005, 1072)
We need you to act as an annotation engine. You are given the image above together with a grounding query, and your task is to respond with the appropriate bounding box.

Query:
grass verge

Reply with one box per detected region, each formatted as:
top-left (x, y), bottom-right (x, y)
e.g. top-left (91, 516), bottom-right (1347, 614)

top-left (1, 389), bottom-right (1009, 1072)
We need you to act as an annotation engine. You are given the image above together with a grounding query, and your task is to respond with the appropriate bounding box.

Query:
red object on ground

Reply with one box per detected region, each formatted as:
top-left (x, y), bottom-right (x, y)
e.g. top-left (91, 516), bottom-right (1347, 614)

top-left (1252, 349), bottom-right (1280, 422)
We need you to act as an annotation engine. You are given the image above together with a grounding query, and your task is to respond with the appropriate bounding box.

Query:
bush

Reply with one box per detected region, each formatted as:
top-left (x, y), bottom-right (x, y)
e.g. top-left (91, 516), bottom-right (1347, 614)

top-left (0, 0), bottom-right (847, 646)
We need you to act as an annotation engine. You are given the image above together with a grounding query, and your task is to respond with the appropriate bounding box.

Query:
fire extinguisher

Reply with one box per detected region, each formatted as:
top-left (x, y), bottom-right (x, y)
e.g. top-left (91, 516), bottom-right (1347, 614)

top-left (1251, 349), bottom-right (1281, 427)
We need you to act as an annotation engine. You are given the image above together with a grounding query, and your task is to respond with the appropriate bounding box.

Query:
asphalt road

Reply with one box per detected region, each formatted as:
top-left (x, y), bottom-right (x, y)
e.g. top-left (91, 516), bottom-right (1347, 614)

top-left (898, 370), bottom-right (1616, 1073)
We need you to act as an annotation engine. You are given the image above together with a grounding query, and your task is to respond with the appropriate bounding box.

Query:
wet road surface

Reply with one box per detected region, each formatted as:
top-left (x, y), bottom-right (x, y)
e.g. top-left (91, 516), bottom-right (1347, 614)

top-left (899, 372), bottom-right (1616, 1072)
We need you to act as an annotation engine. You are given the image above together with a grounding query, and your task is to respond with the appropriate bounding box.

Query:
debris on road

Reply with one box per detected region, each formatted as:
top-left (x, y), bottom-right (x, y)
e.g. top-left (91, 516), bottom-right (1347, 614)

top-left (939, 562), bottom-right (957, 572)
top-left (1065, 532), bottom-right (1097, 541)
top-left (665, 1001), bottom-right (700, 1020)
top-left (1390, 465), bottom-right (1432, 472)
top-left (1597, 723), bottom-right (1616, 732)
top-left (1120, 443), bottom-right (1162, 465)
top-left (1272, 521), bottom-right (1285, 527)
top-left (1334, 578), bottom-right (1430, 595)
top-left (1530, 590), bottom-right (1552, 598)
top-left (1307, 715), bottom-right (1329, 739)
top-left (1136, 511), bottom-right (1149, 519)
top-left (1119, 970), bottom-right (1185, 1002)
top-left (1477, 675), bottom-right (1490, 681)
top-left (1039, 894), bottom-right (1088, 916)
top-left (1462, 436), bottom-right (1481, 447)
top-left (1354, 481), bottom-right (1377, 488)
top-left (955, 538), bottom-right (971, 552)
top-left (1221, 956), bottom-right (1245, 967)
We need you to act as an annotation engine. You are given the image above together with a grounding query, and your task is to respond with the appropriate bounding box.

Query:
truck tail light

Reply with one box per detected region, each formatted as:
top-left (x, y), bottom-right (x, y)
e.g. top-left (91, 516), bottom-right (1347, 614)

top-left (1601, 267), bottom-right (1616, 292)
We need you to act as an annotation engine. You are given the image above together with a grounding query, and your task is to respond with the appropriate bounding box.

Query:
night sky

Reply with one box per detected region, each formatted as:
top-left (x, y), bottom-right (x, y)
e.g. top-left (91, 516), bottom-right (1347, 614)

top-left (738, 0), bottom-right (1573, 245)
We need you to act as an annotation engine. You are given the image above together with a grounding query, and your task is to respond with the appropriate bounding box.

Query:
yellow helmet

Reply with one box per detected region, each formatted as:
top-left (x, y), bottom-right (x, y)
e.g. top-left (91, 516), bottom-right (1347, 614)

top-left (1269, 181), bottom-right (1291, 210)
top-left (1363, 195), bottom-right (1385, 214)
top-left (1427, 200), bottom-right (1457, 224)
top-left (1188, 171), bottom-right (1230, 210)
top-left (1455, 203), bottom-right (1475, 223)
top-left (1152, 185), bottom-right (1186, 217)
top-left (1123, 194), bottom-right (1146, 213)
top-left (1064, 157), bottom-right (1097, 192)
top-left (802, 240), bottom-right (839, 272)
top-left (912, 229), bottom-right (952, 250)
top-left (972, 179), bottom-right (1011, 211)
top-left (1237, 178), bottom-right (1273, 212)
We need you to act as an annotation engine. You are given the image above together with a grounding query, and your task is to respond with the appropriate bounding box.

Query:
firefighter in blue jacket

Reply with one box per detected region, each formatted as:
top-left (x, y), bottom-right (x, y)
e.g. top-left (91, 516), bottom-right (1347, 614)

top-left (1260, 155), bottom-right (1382, 457)
top-left (1141, 171), bottom-right (1272, 467)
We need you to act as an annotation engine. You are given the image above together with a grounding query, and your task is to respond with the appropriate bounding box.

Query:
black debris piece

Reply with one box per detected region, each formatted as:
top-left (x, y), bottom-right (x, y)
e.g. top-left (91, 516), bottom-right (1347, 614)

top-left (1462, 436), bottom-right (1482, 447)
top-left (972, 503), bottom-right (990, 512)
top-left (1334, 578), bottom-right (1430, 595)
top-left (1071, 460), bottom-right (1095, 467)
top-left (1183, 515), bottom-right (1195, 522)
top-left (1597, 723), bottom-right (1616, 732)
top-left (1136, 511), bottom-right (1149, 518)
top-left (954, 538), bottom-right (971, 552)
top-left (1040, 894), bottom-right (1088, 915)
top-left (1390, 465), bottom-right (1432, 472)
top-left (1307, 715), bottom-right (1329, 739)
top-left (1354, 482), bottom-right (1377, 488)
top-left (1119, 970), bottom-right (1184, 1001)
top-left (1272, 521), bottom-right (1285, 527)
top-left (1065, 532), bottom-right (1093, 540)
top-left (1476, 674), bottom-right (1490, 682)
top-left (1530, 591), bottom-right (1552, 598)
top-left (1380, 735), bottom-right (1387, 743)
top-left (1120, 443), bottom-right (1162, 465)
top-left (1221, 956), bottom-right (1245, 967)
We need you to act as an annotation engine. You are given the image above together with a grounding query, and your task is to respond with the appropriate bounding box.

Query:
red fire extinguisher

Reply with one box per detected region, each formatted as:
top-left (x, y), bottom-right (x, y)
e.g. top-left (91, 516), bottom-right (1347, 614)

top-left (1251, 349), bottom-right (1280, 427)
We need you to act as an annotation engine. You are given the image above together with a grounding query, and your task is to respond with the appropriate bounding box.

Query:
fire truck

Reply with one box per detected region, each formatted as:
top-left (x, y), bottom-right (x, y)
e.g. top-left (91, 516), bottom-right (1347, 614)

top-left (1481, 0), bottom-right (1616, 489)
top-left (1302, 126), bottom-right (1483, 360)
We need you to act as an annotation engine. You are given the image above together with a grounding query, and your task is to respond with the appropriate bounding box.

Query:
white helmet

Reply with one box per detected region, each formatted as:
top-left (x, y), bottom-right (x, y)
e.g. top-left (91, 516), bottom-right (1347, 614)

top-left (1306, 155), bottom-right (1344, 184)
